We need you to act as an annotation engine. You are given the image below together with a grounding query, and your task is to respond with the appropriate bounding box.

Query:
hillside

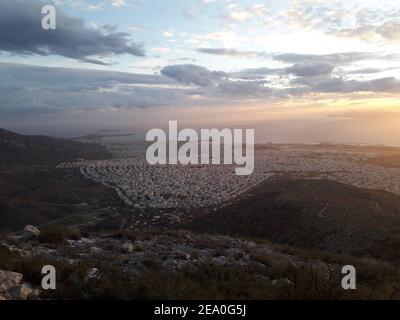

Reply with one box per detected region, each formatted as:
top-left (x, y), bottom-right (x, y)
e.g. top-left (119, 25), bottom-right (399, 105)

top-left (0, 128), bottom-right (110, 165)
top-left (2, 228), bottom-right (400, 300)
top-left (0, 129), bottom-right (117, 232)
top-left (0, 168), bottom-right (126, 232)
top-left (185, 176), bottom-right (400, 263)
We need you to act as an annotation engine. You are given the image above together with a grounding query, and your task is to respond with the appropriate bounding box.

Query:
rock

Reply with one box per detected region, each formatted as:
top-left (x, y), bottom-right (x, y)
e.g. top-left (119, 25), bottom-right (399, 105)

top-left (211, 256), bottom-right (227, 266)
top-left (0, 270), bottom-right (23, 292)
top-left (69, 238), bottom-right (94, 247)
top-left (174, 250), bottom-right (191, 260)
top-left (80, 238), bottom-right (95, 245)
top-left (226, 248), bottom-right (244, 260)
top-left (0, 271), bottom-right (40, 300)
top-left (9, 283), bottom-right (33, 300)
top-left (256, 275), bottom-right (270, 282)
top-left (121, 242), bottom-right (134, 254)
top-left (243, 254), bottom-right (250, 262)
top-left (271, 278), bottom-right (294, 287)
top-left (253, 262), bottom-right (266, 269)
top-left (163, 258), bottom-right (187, 270)
top-left (133, 240), bottom-right (145, 251)
top-left (22, 225), bottom-right (40, 240)
top-left (30, 288), bottom-right (42, 300)
top-left (90, 247), bottom-right (103, 254)
top-left (85, 268), bottom-right (101, 283)
top-left (119, 254), bottom-right (130, 264)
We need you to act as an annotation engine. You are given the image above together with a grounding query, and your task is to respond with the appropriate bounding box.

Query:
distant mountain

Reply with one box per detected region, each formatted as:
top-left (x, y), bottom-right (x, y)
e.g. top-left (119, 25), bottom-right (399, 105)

top-left (0, 128), bottom-right (110, 165)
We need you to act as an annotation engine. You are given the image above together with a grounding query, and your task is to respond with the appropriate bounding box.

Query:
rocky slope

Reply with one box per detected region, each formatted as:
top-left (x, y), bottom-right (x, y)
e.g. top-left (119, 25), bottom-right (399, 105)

top-left (1, 226), bottom-right (400, 299)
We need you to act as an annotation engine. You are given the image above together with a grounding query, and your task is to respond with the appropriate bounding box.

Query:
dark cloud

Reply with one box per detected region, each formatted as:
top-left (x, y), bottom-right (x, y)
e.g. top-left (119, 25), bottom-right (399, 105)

top-left (161, 64), bottom-right (227, 86)
top-left (0, 63), bottom-right (183, 115)
top-left (0, 0), bottom-right (145, 65)
top-left (232, 63), bottom-right (334, 80)
top-left (294, 76), bottom-right (400, 94)
top-left (285, 63), bottom-right (334, 77)
top-left (214, 80), bottom-right (273, 98)
top-left (0, 63), bottom-right (171, 91)
top-left (233, 67), bottom-right (279, 77)
top-left (162, 62), bottom-right (400, 97)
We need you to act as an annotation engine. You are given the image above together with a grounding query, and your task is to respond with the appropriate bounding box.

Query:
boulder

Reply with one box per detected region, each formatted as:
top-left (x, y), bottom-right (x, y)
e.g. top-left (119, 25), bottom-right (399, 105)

top-left (90, 246), bottom-right (103, 254)
top-left (0, 270), bottom-right (23, 292)
top-left (22, 225), bottom-right (40, 240)
top-left (174, 250), bottom-right (191, 260)
top-left (133, 240), bottom-right (145, 251)
top-left (211, 256), bottom-right (227, 266)
top-left (121, 242), bottom-right (134, 254)
top-left (9, 283), bottom-right (33, 300)
top-left (0, 270), bottom-right (39, 300)
top-left (271, 278), bottom-right (294, 287)
top-left (85, 268), bottom-right (101, 283)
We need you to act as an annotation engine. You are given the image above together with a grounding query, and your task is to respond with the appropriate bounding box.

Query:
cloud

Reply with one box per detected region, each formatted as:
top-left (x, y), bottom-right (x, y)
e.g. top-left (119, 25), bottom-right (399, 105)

top-left (337, 21), bottom-right (400, 42)
top-left (273, 52), bottom-right (383, 65)
top-left (332, 6), bottom-right (400, 43)
top-left (197, 48), bottom-right (400, 67)
top-left (1, 59), bottom-right (400, 117)
top-left (160, 65), bottom-right (277, 99)
top-left (112, 0), bottom-right (126, 7)
top-left (285, 63), bottom-right (334, 77)
top-left (294, 76), bottom-right (400, 94)
top-left (0, 0), bottom-right (145, 65)
top-left (161, 64), bottom-right (227, 87)
top-left (220, 3), bottom-right (269, 23)
top-left (0, 63), bottom-right (182, 114)
top-left (212, 79), bottom-right (273, 98)
top-left (232, 67), bottom-right (279, 80)
top-left (344, 67), bottom-right (400, 74)
top-left (225, 10), bottom-right (251, 22)
top-left (250, 4), bottom-right (268, 17)
top-left (233, 63), bottom-right (334, 79)
top-left (109, 0), bottom-right (138, 8)
top-left (281, 1), bottom-right (400, 44)
top-left (197, 47), bottom-right (267, 59)
top-left (162, 61), bottom-right (400, 97)
top-left (163, 31), bottom-right (175, 38)
top-left (54, 0), bottom-right (104, 11)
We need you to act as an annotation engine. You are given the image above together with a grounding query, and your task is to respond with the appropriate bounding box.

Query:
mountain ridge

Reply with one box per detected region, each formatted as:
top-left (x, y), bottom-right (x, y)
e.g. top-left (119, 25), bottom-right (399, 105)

top-left (0, 128), bottom-right (110, 165)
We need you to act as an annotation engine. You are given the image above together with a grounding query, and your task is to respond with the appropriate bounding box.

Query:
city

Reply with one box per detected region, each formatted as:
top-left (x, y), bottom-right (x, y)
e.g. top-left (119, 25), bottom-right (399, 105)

top-left (57, 141), bottom-right (400, 214)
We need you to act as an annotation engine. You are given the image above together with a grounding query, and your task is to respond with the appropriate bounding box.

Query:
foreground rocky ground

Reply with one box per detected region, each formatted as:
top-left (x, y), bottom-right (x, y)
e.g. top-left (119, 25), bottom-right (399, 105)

top-left (0, 269), bottom-right (41, 300)
top-left (1, 225), bottom-right (400, 300)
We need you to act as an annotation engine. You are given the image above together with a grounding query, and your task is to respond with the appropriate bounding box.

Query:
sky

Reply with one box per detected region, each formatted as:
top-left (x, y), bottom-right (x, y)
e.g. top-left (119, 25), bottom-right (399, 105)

top-left (1, 0), bottom-right (400, 144)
